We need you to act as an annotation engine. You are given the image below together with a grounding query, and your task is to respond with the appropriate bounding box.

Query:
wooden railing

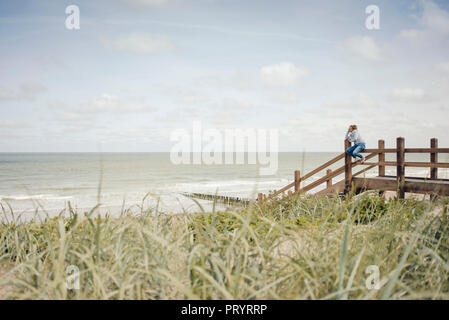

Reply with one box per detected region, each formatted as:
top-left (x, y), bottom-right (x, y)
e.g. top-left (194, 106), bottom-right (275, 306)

top-left (259, 137), bottom-right (449, 201)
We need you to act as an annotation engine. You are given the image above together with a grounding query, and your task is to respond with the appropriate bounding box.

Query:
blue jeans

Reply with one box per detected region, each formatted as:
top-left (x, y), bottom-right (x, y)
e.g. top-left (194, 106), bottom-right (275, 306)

top-left (346, 143), bottom-right (366, 159)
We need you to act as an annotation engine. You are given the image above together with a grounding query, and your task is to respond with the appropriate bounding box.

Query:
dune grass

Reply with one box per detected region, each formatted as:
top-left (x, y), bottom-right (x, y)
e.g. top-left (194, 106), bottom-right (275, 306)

top-left (0, 192), bottom-right (448, 300)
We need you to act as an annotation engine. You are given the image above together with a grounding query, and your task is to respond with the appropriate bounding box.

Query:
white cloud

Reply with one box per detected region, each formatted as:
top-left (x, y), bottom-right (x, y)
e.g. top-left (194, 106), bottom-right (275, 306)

top-left (97, 126), bottom-right (166, 144)
top-left (260, 62), bottom-right (309, 87)
top-left (58, 112), bottom-right (86, 122)
top-left (182, 93), bottom-right (208, 103)
top-left (50, 94), bottom-right (151, 123)
top-left (339, 36), bottom-right (385, 62)
top-left (398, 29), bottom-right (428, 42)
top-left (390, 88), bottom-right (429, 103)
top-left (174, 90), bottom-right (210, 103)
top-left (120, 0), bottom-right (167, 8)
top-left (18, 83), bottom-right (47, 100)
top-left (323, 93), bottom-right (379, 110)
top-left (101, 33), bottom-right (177, 55)
top-left (398, 0), bottom-right (449, 44)
top-left (0, 120), bottom-right (26, 129)
top-left (0, 87), bottom-right (15, 101)
top-left (82, 94), bottom-right (150, 113)
top-left (419, 0), bottom-right (449, 35)
top-left (0, 82), bottom-right (47, 102)
top-left (274, 93), bottom-right (299, 104)
top-left (222, 98), bottom-right (253, 110)
top-left (194, 71), bottom-right (256, 91)
top-left (437, 61), bottom-right (449, 73)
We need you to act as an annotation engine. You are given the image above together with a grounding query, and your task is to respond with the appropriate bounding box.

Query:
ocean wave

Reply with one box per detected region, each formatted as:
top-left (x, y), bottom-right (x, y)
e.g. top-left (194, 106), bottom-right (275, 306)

top-left (173, 179), bottom-right (289, 190)
top-left (0, 194), bottom-right (73, 201)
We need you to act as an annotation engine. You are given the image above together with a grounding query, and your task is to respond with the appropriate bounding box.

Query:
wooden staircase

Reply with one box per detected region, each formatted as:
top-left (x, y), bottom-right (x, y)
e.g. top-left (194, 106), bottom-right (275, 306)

top-left (258, 137), bottom-right (449, 202)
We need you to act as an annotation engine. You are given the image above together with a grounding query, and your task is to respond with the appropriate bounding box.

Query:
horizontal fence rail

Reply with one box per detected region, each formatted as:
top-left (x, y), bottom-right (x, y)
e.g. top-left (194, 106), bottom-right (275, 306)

top-left (363, 148), bottom-right (449, 153)
top-left (361, 161), bottom-right (449, 168)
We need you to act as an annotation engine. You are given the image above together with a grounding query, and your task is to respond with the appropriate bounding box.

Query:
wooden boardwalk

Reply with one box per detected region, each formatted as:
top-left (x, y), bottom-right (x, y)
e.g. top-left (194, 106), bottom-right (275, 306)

top-left (314, 176), bottom-right (449, 197)
top-left (259, 137), bottom-right (449, 202)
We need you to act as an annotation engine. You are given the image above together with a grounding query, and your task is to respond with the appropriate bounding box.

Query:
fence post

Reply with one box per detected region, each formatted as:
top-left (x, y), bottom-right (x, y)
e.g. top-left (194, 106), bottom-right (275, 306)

top-left (344, 139), bottom-right (352, 194)
top-left (378, 139), bottom-right (385, 177)
top-left (326, 169), bottom-right (333, 188)
top-left (294, 170), bottom-right (301, 194)
top-left (431, 138), bottom-right (438, 180)
top-left (397, 137), bottom-right (405, 199)
top-left (258, 193), bottom-right (263, 203)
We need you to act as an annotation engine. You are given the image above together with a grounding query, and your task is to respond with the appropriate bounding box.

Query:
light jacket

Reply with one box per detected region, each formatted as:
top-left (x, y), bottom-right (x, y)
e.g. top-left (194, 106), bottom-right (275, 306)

top-left (345, 130), bottom-right (365, 145)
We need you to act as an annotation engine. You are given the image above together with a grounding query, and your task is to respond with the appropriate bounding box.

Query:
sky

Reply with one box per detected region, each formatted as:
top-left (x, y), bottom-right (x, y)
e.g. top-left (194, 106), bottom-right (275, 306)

top-left (0, 0), bottom-right (448, 152)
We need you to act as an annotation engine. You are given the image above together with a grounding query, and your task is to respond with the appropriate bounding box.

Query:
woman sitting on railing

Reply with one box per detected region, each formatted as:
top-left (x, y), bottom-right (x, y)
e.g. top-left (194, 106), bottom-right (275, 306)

top-left (345, 125), bottom-right (366, 163)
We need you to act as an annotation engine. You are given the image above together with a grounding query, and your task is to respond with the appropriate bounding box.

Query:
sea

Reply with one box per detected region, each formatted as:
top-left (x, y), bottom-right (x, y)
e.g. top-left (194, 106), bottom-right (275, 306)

top-left (1, 152), bottom-right (447, 220)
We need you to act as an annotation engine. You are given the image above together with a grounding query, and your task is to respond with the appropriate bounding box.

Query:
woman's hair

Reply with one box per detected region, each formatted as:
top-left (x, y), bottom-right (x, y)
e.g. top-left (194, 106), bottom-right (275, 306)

top-left (351, 125), bottom-right (358, 130)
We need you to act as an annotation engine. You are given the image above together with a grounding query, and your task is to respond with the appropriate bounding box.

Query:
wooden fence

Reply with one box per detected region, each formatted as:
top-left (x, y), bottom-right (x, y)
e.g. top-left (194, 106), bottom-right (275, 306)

top-left (259, 137), bottom-right (449, 201)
